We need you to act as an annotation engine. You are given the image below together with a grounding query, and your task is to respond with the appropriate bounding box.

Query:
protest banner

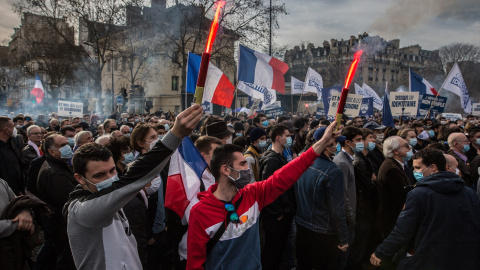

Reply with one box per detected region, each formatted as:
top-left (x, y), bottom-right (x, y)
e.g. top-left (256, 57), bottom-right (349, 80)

top-left (389, 92), bottom-right (419, 117)
top-left (264, 107), bottom-right (283, 118)
top-left (418, 94), bottom-right (447, 116)
top-left (442, 113), bottom-right (462, 121)
top-left (58, 100), bottom-right (83, 117)
top-left (472, 103), bottom-right (480, 116)
top-left (316, 107), bottom-right (325, 119)
top-left (327, 92), bottom-right (363, 121)
top-left (359, 98), bottom-right (373, 117)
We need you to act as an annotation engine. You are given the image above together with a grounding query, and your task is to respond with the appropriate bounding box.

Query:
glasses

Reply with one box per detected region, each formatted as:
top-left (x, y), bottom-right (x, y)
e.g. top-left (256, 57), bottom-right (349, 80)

top-left (30, 132), bottom-right (42, 135)
top-left (224, 203), bottom-right (240, 224)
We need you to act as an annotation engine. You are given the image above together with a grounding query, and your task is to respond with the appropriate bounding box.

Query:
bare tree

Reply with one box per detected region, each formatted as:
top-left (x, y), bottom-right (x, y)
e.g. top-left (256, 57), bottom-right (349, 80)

top-left (439, 43), bottom-right (480, 70)
top-left (0, 67), bottom-right (23, 105)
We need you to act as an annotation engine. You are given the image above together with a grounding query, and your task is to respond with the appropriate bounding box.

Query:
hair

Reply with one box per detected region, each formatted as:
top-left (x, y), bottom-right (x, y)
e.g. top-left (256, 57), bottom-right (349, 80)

top-left (447, 132), bottom-right (464, 147)
top-left (72, 143), bottom-right (113, 177)
top-left (398, 128), bottom-right (415, 139)
top-left (210, 144), bottom-right (244, 180)
top-left (130, 123), bottom-right (154, 152)
top-left (424, 142), bottom-right (446, 151)
top-left (95, 135), bottom-right (111, 145)
top-left (105, 136), bottom-right (131, 163)
top-left (27, 125), bottom-right (40, 135)
top-left (468, 127), bottom-right (480, 138)
top-left (61, 126), bottom-right (75, 136)
top-left (13, 116), bottom-right (24, 123)
top-left (410, 122), bottom-right (424, 134)
top-left (269, 125), bottom-right (288, 143)
top-left (103, 119), bottom-right (115, 130)
top-left (74, 131), bottom-right (92, 146)
top-left (71, 124), bottom-right (82, 130)
top-left (44, 134), bottom-right (62, 156)
top-left (277, 116), bottom-right (289, 124)
top-left (253, 113), bottom-right (266, 126)
top-left (224, 115), bottom-right (233, 123)
top-left (305, 128), bottom-right (317, 150)
top-left (195, 136), bottom-right (223, 155)
top-left (383, 136), bottom-right (402, 158)
top-left (360, 128), bottom-right (373, 140)
top-left (60, 119), bottom-right (70, 126)
top-left (233, 136), bottom-right (247, 149)
top-left (310, 120), bottom-right (319, 130)
top-left (41, 131), bottom-right (60, 153)
top-left (384, 127), bottom-right (399, 142)
top-left (413, 148), bottom-right (446, 171)
top-left (320, 119), bottom-right (330, 126)
top-left (49, 118), bottom-right (58, 124)
top-left (294, 117), bottom-right (307, 129)
top-left (340, 126), bottom-right (363, 146)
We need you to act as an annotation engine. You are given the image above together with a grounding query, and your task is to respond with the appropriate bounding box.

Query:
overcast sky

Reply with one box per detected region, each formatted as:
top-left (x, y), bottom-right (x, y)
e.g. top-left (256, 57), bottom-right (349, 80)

top-left (1, 0), bottom-right (479, 50)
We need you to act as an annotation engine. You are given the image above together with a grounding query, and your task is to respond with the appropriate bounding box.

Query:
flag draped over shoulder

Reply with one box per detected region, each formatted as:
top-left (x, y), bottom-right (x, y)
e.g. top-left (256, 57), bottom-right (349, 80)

top-left (237, 44), bottom-right (289, 94)
top-left (441, 63), bottom-right (472, 114)
top-left (165, 136), bottom-right (215, 220)
top-left (409, 70), bottom-right (438, 96)
top-left (30, 74), bottom-right (45, 104)
top-left (186, 52), bottom-right (235, 107)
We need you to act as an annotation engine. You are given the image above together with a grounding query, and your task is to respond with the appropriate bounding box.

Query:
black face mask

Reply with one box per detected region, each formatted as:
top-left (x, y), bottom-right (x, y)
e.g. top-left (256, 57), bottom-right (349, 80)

top-left (227, 166), bottom-right (252, 190)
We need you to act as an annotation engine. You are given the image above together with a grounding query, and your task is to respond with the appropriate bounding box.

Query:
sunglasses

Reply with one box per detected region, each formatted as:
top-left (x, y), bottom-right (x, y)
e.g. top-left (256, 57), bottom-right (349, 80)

top-left (224, 203), bottom-right (240, 223)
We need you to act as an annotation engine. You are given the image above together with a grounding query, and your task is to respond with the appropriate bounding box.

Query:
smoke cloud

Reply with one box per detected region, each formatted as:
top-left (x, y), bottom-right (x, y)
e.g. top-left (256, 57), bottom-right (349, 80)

top-left (370, 0), bottom-right (480, 37)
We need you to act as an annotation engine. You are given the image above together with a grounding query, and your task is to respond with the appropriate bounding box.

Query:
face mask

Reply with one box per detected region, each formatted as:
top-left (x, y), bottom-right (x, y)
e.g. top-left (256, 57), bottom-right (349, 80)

top-left (403, 149), bottom-right (413, 161)
top-left (367, 141), bottom-right (376, 151)
top-left (440, 121), bottom-right (447, 125)
top-left (124, 118), bottom-right (127, 122)
top-left (262, 120), bottom-right (268, 127)
top-left (122, 152), bottom-right (135, 165)
top-left (476, 139), bottom-right (480, 146)
top-left (16, 124), bottom-right (22, 129)
top-left (409, 138), bottom-right (418, 147)
top-left (336, 142), bottom-right (341, 154)
top-left (462, 144), bottom-right (470, 153)
top-left (164, 124), bottom-right (170, 131)
top-left (376, 134), bottom-right (384, 142)
top-left (227, 166), bottom-right (252, 190)
top-left (455, 168), bottom-right (460, 175)
top-left (10, 126), bottom-right (18, 138)
top-left (284, 136), bottom-right (293, 148)
top-left (149, 138), bottom-right (159, 150)
top-left (97, 120), bottom-right (102, 125)
top-left (259, 140), bottom-right (267, 148)
top-left (235, 133), bottom-right (243, 137)
top-left (67, 137), bottom-right (75, 147)
top-left (158, 135), bottom-right (164, 140)
top-left (350, 141), bottom-right (364, 153)
top-left (124, 133), bottom-right (131, 137)
top-left (225, 136), bottom-right (233, 144)
top-left (428, 130), bottom-right (435, 138)
top-left (58, 144), bottom-right (73, 159)
top-left (413, 165), bottom-right (431, 182)
top-left (83, 174), bottom-right (119, 192)
top-left (135, 119), bottom-right (139, 123)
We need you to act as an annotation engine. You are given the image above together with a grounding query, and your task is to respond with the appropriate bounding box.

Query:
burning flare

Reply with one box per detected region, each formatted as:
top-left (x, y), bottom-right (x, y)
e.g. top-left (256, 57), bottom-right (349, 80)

top-left (344, 50), bottom-right (363, 89)
top-left (205, 1), bottom-right (225, 54)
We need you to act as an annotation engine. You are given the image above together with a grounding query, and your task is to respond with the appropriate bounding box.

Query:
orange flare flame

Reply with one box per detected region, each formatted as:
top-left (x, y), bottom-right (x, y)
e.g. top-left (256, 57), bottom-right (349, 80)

top-left (343, 50), bottom-right (363, 89)
top-left (205, 1), bottom-right (225, 54)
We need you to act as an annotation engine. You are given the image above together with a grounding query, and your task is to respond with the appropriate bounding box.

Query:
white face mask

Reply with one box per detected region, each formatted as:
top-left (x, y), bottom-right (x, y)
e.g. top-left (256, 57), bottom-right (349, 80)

top-left (149, 138), bottom-right (159, 151)
top-left (455, 168), bottom-right (460, 175)
top-left (225, 136), bottom-right (232, 144)
top-left (10, 126), bottom-right (18, 138)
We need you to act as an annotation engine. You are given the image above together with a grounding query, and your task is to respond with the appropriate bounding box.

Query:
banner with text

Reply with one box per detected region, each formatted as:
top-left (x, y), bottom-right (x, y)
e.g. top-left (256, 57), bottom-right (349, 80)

top-left (389, 92), bottom-right (419, 117)
top-left (264, 107), bottom-right (283, 118)
top-left (327, 92), bottom-right (363, 121)
top-left (58, 100), bottom-right (83, 117)
top-left (472, 103), bottom-right (480, 116)
top-left (418, 94), bottom-right (447, 116)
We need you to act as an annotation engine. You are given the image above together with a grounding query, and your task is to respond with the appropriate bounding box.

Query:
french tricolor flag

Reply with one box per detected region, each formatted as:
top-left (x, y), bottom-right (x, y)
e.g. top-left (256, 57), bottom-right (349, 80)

top-left (238, 44), bottom-right (289, 94)
top-left (186, 52), bottom-right (235, 107)
top-left (30, 74), bottom-right (45, 104)
top-left (165, 136), bottom-right (215, 220)
top-left (409, 70), bottom-right (438, 96)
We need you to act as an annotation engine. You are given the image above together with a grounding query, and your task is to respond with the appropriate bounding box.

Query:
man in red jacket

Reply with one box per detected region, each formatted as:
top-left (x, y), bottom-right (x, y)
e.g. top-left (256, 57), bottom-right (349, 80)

top-left (186, 122), bottom-right (340, 270)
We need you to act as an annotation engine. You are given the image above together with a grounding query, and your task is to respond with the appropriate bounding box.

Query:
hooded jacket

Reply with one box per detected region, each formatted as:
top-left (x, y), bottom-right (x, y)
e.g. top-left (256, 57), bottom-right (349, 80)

top-left (62, 131), bottom-right (181, 270)
top-left (375, 171), bottom-right (480, 270)
top-left (186, 147), bottom-right (319, 270)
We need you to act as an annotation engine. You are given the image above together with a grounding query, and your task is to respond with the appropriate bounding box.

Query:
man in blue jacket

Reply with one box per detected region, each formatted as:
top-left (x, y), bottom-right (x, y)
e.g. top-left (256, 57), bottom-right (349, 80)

top-left (295, 127), bottom-right (349, 270)
top-left (370, 148), bottom-right (480, 270)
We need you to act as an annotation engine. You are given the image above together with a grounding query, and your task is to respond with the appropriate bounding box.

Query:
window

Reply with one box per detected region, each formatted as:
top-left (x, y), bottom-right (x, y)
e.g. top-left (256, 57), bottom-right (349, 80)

top-left (172, 76), bottom-right (179, 91)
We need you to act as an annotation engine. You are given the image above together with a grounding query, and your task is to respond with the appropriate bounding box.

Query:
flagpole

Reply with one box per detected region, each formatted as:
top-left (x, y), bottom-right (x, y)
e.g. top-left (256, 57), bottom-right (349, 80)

top-left (290, 90), bottom-right (293, 115)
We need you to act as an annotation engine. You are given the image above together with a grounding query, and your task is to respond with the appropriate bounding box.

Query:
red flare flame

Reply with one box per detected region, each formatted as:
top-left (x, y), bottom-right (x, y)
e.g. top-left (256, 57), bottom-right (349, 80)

top-left (343, 50), bottom-right (363, 89)
top-left (205, 1), bottom-right (225, 54)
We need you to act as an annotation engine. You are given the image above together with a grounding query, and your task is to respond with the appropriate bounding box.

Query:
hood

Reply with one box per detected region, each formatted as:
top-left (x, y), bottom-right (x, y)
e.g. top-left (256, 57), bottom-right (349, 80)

top-left (416, 171), bottom-right (465, 194)
top-left (62, 184), bottom-right (91, 219)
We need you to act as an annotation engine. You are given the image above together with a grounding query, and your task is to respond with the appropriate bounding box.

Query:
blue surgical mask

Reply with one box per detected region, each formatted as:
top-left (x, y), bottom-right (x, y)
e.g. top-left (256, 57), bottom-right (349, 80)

top-left (476, 139), bottom-right (480, 146)
top-left (259, 140), bottom-right (267, 148)
top-left (158, 135), bottom-right (164, 140)
top-left (336, 142), bottom-right (341, 154)
top-left (350, 141), bottom-right (364, 153)
top-left (135, 119), bottom-right (139, 123)
top-left (84, 174), bottom-right (120, 191)
top-left (413, 165), bottom-right (431, 182)
top-left (262, 120), bottom-right (269, 127)
top-left (122, 152), bottom-right (135, 165)
top-left (284, 136), bottom-right (293, 148)
top-left (67, 137), bottom-right (75, 147)
top-left (462, 144), bottom-right (470, 153)
top-left (124, 118), bottom-right (127, 122)
top-left (403, 149), bottom-right (413, 161)
top-left (124, 133), bottom-right (131, 138)
top-left (164, 124), bottom-right (170, 131)
top-left (367, 142), bottom-right (376, 151)
top-left (235, 133), bottom-right (243, 137)
top-left (428, 130), bottom-right (435, 138)
top-left (409, 138), bottom-right (417, 147)
top-left (58, 144), bottom-right (73, 159)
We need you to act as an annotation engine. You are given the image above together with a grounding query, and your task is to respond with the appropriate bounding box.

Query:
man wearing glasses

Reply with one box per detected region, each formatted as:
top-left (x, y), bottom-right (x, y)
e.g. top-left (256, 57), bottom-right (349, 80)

top-left (373, 136), bottom-right (413, 269)
top-left (186, 122), bottom-right (340, 270)
top-left (351, 116), bottom-right (364, 128)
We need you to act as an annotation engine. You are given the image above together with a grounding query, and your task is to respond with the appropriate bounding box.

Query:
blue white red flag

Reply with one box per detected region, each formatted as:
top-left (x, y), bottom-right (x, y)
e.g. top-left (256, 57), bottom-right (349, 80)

top-left (409, 70), bottom-right (438, 96)
top-left (186, 52), bottom-right (235, 107)
top-left (165, 136), bottom-right (215, 220)
top-left (30, 74), bottom-right (45, 104)
top-left (238, 44), bottom-right (289, 94)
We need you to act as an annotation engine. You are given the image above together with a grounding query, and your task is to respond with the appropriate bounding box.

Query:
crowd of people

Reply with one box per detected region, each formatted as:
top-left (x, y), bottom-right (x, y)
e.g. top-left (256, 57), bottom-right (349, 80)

top-left (0, 106), bottom-right (479, 270)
